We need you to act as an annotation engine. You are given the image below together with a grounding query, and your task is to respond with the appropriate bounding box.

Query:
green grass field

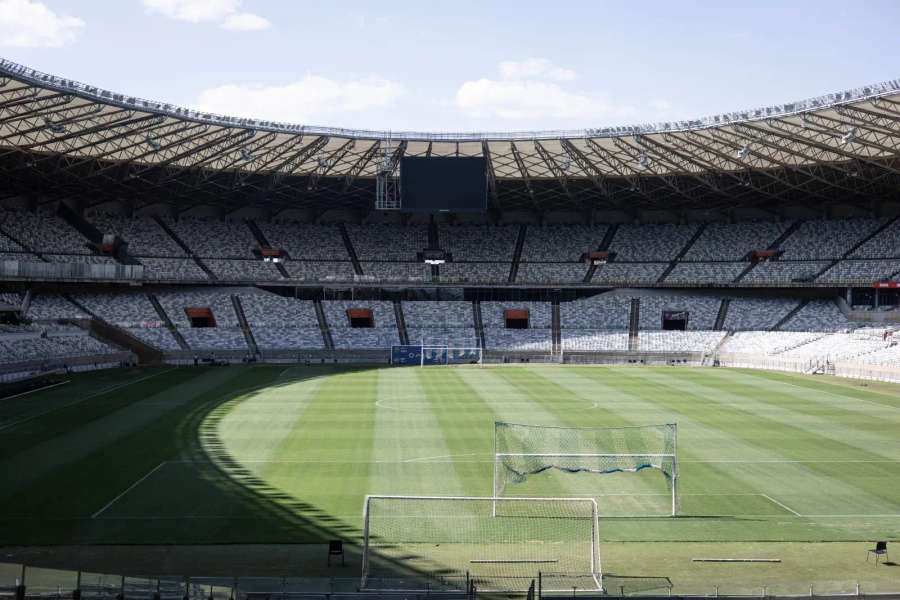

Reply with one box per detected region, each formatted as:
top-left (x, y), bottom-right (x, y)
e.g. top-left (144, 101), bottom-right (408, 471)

top-left (1, 364), bottom-right (899, 594)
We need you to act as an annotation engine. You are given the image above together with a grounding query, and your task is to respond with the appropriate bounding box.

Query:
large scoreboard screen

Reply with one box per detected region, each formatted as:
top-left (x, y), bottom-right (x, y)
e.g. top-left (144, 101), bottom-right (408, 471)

top-left (400, 156), bottom-right (487, 213)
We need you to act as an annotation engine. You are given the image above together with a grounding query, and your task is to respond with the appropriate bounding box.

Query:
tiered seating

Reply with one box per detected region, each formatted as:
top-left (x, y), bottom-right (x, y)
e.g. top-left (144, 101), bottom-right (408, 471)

top-left (562, 330), bottom-right (629, 351)
top-left (608, 223), bottom-right (699, 261)
top-left (440, 225), bottom-right (518, 261)
top-left (781, 299), bottom-right (850, 332)
top-left (157, 289), bottom-right (239, 327)
top-left (560, 293), bottom-right (630, 330)
top-left (481, 302), bottom-right (552, 328)
top-left (638, 295), bottom-right (720, 330)
top-left (481, 301), bottom-right (552, 351)
top-left (163, 217), bottom-right (256, 258)
top-left (74, 292), bottom-right (160, 327)
top-left (684, 221), bottom-right (788, 260)
top-left (362, 262), bottom-right (430, 282)
top-left (26, 294), bottom-right (88, 320)
top-left (179, 328), bottom-right (248, 351)
top-left (44, 254), bottom-right (117, 264)
top-left (779, 333), bottom-right (885, 360)
top-left (636, 330), bottom-right (726, 352)
top-left (324, 300), bottom-right (398, 349)
top-left (723, 297), bottom-right (800, 331)
top-left (205, 259), bottom-right (282, 281)
top-left (742, 261), bottom-right (831, 283)
top-left (664, 262), bottom-right (746, 283)
top-left (88, 213), bottom-right (185, 257)
top-left (855, 343), bottom-right (900, 365)
top-left (403, 300), bottom-right (476, 347)
top-left (238, 290), bottom-right (323, 350)
top-left (592, 262), bottom-right (668, 284)
top-left (440, 262), bottom-right (509, 283)
top-left (778, 218), bottom-right (884, 259)
top-left (517, 263), bottom-right (587, 283)
top-left (485, 329), bottom-right (552, 351)
top-left (0, 230), bottom-right (26, 251)
top-left (347, 224), bottom-right (426, 261)
top-left (140, 257), bottom-right (208, 280)
top-left (0, 292), bottom-right (21, 308)
top-left (520, 225), bottom-right (607, 261)
top-left (850, 219), bottom-right (900, 258)
top-left (0, 330), bottom-right (115, 364)
top-left (0, 209), bottom-right (89, 254)
top-left (719, 331), bottom-right (825, 355)
top-left (284, 261), bottom-right (355, 281)
top-left (816, 260), bottom-right (900, 283)
top-left (255, 221), bottom-right (349, 260)
top-left (124, 327), bottom-right (181, 350)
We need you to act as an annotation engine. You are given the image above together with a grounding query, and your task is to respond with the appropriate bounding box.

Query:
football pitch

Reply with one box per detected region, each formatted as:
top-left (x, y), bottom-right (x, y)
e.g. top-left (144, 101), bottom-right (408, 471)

top-left (1, 364), bottom-right (899, 594)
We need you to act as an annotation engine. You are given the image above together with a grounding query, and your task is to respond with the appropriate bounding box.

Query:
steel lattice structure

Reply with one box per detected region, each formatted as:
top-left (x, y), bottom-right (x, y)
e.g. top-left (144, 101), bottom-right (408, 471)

top-left (1, 58), bottom-right (899, 216)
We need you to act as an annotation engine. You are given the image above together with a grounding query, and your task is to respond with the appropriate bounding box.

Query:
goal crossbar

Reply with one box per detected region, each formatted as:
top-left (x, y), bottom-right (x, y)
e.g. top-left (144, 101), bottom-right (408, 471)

top-left (361, 495), bottom-right (602, 593)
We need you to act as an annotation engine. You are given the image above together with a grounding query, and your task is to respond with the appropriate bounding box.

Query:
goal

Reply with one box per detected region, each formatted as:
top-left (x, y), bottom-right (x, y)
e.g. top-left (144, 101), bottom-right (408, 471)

top-left (493, 422), bottom-right (678, 516)
top-left (361, 495), bottom-right (601, 593)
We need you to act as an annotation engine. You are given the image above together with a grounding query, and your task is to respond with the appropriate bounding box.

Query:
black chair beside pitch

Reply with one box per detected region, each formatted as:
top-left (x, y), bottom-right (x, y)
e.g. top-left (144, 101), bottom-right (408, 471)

top-left (867, 541), bottom-right (888, 566)
top-left (328, 539), bottom-right (345, 566)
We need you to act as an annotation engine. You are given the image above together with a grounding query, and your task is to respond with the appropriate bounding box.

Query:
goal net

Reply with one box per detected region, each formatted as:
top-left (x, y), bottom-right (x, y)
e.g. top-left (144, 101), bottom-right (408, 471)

top-left (361, 495), bottom-right (601, 593)
top-left (494, 422), bottom-right (678, 516)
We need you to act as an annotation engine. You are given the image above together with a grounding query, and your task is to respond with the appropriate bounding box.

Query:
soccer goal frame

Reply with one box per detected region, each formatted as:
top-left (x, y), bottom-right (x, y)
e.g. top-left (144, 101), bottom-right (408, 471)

top-left (493, 422), bottom-right (678, 516)
top-left (360, 495), bottom-right (601, 593)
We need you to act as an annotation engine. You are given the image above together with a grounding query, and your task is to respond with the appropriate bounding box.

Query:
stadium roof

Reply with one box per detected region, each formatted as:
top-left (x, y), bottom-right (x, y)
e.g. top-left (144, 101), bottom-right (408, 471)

top-left (1, 58), bottom-right (899, 216)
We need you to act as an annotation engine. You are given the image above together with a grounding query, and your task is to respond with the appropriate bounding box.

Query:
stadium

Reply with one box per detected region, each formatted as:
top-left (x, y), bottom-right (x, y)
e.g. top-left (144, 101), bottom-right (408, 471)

top-left (1, 34), bottom-right (900, 600)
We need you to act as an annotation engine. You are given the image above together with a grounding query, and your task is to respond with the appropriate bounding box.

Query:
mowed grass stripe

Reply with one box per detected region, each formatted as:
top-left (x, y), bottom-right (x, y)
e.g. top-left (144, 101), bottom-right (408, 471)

top-left (260, 367), bottom-right (379, 529)
top-left (606, 368), bottom-right (900, 518)
top-left (735, 368), bottom-right (900, 410)
top-left (699, 367), bottom-right (900, 428)
top-left (536, 367), bottom-right (772, 517)
top-left (217, 366), bottom-right (328, 467)
top-left (638, 368), bottom-right (900, 513)
top-left (414, 368), bottom-right (498, 497)
top-left (0, 367), bottom-right (193, 459)
top-left (368, 368), bottom-right (467, 497)
top-left (0, 367), bottom-right (278, 535)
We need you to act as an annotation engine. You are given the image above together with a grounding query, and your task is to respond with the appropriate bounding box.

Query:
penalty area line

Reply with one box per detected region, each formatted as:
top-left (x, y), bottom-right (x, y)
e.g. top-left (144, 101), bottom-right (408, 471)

top-left (91, 461), bottom-right (167, 519)
top-left (761, 494), bottom-right (801, 516)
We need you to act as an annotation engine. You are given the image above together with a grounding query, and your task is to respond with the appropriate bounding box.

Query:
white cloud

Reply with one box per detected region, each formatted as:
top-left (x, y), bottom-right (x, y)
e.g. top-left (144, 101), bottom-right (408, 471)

top-left (455, 60), bottom-right (634, 122)
top-left (221, 11), bottom-right (270, 31)
top-left (191, 75), bottom-right (406, 124)
top-left (498, 58), bottom-right (576, 82)
top-left (0, 0), bottom-right (84, 48)
top-left (142, 0), bottom-right (269, 31)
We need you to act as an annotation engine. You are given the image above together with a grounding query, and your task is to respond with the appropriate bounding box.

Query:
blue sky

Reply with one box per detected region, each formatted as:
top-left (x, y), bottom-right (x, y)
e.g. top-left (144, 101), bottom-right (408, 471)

top-left (0, 0), bottom-right (898, 132)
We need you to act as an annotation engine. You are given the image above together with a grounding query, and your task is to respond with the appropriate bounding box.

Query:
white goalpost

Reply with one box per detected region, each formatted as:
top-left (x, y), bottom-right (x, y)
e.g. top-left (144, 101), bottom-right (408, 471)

top-left (360, 495), bottom-right (601, 593)
top-left (493, 422), bottom-right (678, 516)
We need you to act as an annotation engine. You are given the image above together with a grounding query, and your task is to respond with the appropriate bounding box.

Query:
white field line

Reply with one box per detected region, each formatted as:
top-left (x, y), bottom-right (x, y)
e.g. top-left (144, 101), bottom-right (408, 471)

top-left (91, 461), bottom-right (167, 518)
top-left (761, 493), bottom-right (802, 516)
top-left (0, 367), bottom-right (177, 433)
top-left (166, 457), bottom-right (900, 464)
top-left (0, 380), bottom-right (70, 402)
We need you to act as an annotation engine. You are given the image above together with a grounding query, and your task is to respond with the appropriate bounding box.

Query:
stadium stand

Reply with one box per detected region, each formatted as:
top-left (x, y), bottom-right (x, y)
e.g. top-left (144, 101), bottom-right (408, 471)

top-left (560, 293), bottom-right (630, 330)
top-left (140, 257), bottom-right (209, 280)
top-left (25, 294), bottom-right (88, 320)
top-left (593, 262), bottom-right (669, 284)
top-left (520, 225), bottom-right (607, 261)
top-left (255, 221), bottom-right (350, 260)
top-left (402, 300), bottom-right (477, 347)
top-left (779, 299), bottom-right (852, 332)
top-left (517, 262), bottom-right (587, 283)
top-left (87, 213), bottom-right (186, 257)
top-left (723, 297), bottom-right (800, 331)
top-left (664, 262), bottom-right (747, 284)
top-left (481, 301), bottom-right (553, 351)
top-left (742, 260), bottom-right (832, 283)
top-left (440, 225), bottom-right (518, 261)
top-left (440, 262), bottom-right (509, 283)
top-left (162, 217), bottom-right (256, 258)
top-left (683, 221), bottom-right (789, 260)
top-left (777, 218), bottom-right (885, 259)
top-left (205, 259), bottom-right (283, 281)
top-left (347, 224), bottom-right (427, 261)
top-left (323, 300), bottom-right (399, 349)
top-left (638, 294), bottom-right (719, 330)
top-left (361, 262), bottom-right (430, 282)
top-left (283, 261), bottom-right (355, 281)
top-left (816, 259), bottom-right (900, 284)
top-left (0, 208), bottom-right (89, 254)
top-left (608, 223), bottom-right (700, 261)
